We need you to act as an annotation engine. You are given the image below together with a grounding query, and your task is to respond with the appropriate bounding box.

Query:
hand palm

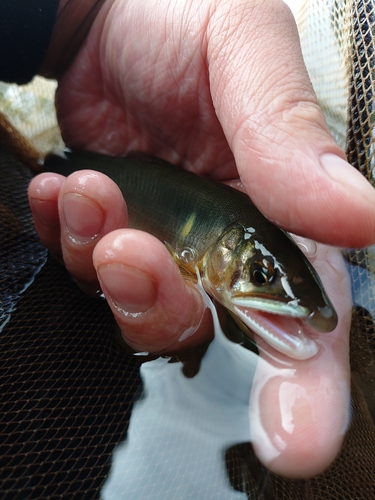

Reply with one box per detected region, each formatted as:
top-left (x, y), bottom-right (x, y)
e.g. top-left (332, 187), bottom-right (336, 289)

top-left (56, 0), bottom-right (236, 179)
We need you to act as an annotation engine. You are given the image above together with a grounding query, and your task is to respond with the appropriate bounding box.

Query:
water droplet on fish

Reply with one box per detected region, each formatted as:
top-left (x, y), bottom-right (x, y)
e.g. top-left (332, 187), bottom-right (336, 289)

top-left (290, 234), bottom-right (317, 260)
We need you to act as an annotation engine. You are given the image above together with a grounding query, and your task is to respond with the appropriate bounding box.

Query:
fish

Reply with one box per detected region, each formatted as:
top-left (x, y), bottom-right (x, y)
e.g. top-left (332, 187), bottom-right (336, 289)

top-left (44, 150), bottom-right (338, 360)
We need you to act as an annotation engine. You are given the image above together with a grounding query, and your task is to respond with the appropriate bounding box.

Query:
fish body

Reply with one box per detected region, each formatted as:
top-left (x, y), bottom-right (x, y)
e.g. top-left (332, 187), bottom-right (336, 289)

top-left (44, 150), bottom-right (337, 359)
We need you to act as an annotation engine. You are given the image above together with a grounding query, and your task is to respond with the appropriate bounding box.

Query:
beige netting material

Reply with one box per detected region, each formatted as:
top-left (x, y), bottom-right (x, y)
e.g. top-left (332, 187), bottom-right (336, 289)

top-left (297, 0), bottom-right (375, 470)
top-left (2, 1), bottom-right (375, 498)
top-left (0, 76), bottom-right (63, 156)
top-left (295, 0), bottom-right (351, 150)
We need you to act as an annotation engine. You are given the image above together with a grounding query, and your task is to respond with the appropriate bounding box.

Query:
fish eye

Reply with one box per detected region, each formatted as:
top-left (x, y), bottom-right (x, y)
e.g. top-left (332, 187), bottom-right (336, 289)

top-left (250, 257), bottom-right (276, 286)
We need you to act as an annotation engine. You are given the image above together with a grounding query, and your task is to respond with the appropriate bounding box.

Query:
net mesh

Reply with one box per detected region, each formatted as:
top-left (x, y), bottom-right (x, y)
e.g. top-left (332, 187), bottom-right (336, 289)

top-left (0, 146), bottom-right (142, 499)
top-left (2, 0), bottom-right (375, 498)
top-left (296, 0), bottom-right (375, 421)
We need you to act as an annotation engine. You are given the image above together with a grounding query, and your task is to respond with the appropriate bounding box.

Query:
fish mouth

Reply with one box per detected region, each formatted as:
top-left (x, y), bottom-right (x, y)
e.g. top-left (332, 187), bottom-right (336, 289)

top-left (232, 305), bottom-right (320, 361)
top-left (231, 295), bottom-right (309, 318)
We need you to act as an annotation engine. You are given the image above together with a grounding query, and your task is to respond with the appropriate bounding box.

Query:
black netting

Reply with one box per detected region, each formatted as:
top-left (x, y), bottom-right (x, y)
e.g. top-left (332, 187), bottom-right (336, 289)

top-left (0, 147), bottom-right (142, 499)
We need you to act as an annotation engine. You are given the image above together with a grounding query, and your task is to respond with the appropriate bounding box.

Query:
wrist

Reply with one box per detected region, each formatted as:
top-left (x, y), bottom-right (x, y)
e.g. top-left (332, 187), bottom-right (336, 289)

top-left (40, 0), bottom-right (111, 79)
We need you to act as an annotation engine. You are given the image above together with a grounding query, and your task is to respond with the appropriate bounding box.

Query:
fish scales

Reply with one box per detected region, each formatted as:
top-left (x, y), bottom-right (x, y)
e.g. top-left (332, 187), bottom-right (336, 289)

top-left (45, 151), bottom-right (267, 258)
top-left (44, 150), bottom-right (337, 360)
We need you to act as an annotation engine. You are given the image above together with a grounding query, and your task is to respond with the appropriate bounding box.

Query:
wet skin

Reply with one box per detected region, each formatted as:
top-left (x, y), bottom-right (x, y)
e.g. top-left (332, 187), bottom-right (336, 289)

top-left (43, 150), bottom-right (338, 360)
top-left (28, 170), bottom-right (351, 479)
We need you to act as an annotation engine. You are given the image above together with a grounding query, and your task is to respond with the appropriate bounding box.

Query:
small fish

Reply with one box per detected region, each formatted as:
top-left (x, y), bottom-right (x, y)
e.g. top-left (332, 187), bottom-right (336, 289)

top-left (44, 150), bottom-right (337, 360)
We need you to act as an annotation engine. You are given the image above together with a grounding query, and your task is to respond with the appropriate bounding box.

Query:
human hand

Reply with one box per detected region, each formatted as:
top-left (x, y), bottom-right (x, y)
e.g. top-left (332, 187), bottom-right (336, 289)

top-left (29, 169), bottom-right (352, 480)
top-left (51, 0), bottom-right (375, 247)
top-left (29, 0), bottom-right (367, 478)
top-left (249, 241), bottom-right (351, 478)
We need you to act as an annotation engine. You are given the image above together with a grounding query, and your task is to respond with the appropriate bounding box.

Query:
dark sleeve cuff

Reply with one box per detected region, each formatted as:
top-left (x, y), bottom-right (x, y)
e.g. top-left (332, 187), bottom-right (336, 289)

top-left (0, 0), bottom-right (60, 84)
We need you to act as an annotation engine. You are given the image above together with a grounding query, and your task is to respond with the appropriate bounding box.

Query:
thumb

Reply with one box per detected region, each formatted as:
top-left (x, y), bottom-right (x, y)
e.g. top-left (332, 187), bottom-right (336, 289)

top-left (207, 0), bottom-right (375, 247)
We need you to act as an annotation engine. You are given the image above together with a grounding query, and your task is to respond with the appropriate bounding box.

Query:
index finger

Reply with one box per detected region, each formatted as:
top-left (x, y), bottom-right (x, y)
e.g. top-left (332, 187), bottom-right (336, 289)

top-left (249, 243), bottom-right (351, 478)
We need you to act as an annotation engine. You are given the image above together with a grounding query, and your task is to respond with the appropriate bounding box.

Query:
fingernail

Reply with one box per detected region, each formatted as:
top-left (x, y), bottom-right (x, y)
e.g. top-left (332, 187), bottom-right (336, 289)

top-left (321, 153), bottom-right (373, 195)
top-left (96, 264), bottom-right (157, 316)
top-left (30, 198), bottom-right (59, 226)
top-left (63, 193), bottom-right (104, 244)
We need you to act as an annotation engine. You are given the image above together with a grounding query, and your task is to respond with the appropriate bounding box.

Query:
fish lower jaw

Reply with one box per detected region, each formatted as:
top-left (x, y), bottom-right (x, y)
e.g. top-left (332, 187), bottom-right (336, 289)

top-left (233, 306), bottom-right (319, 361)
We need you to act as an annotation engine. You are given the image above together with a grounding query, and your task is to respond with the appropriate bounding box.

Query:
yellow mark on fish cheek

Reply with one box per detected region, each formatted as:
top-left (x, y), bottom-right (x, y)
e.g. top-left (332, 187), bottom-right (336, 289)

top-left (179, 213), bottom-right (196, 241)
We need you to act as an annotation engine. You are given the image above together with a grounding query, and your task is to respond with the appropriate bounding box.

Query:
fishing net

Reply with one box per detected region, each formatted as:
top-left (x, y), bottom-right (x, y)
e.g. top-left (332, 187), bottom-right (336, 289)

top-left (0, 76), bottom-right (63, 157)
top-left (2, 0), bottom-right (375, 498)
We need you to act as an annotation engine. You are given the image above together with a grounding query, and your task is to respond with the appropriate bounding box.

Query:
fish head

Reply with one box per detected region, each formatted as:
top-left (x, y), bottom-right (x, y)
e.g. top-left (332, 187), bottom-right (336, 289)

top-left (202, 224), bottom-right (338, 360)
